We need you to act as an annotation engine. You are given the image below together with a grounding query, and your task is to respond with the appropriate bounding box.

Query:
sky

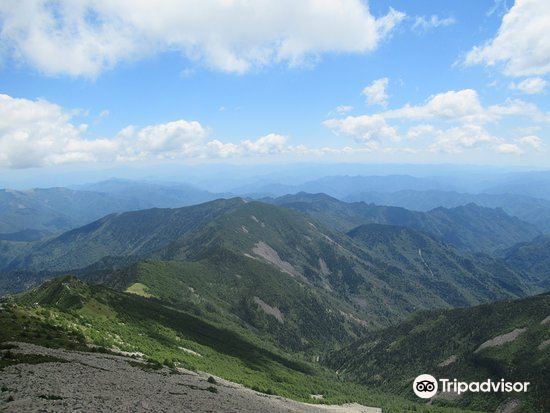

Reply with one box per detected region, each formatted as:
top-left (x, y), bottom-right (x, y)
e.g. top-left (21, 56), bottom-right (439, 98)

top-left (0, 0), bottom-right (549, 176)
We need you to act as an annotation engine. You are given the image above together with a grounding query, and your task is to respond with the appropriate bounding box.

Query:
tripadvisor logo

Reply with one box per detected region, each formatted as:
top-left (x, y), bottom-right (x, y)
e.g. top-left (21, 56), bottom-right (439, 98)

top-left (413, 374), bottom-right (438, 398)
top-left (413, 375), bottom-right (530, 399)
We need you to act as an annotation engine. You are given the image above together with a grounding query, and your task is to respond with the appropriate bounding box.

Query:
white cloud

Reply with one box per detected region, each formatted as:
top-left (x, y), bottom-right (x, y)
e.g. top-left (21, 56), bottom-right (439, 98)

top-left (509, 77), bottom-right (548, 94)
top-left (325, 86), bottom-right (550, 153)
top-left (335, 105), bottom-right (353, 114)
top-left (384, 89), bottom-right (488, 123)
top-left (119, 120), bottom-right (209, 160)
top-left (380, 89), bottom-right (547, 123)
top-left (0, 93), bottom-right (296, 167)
top-left (324, 114), bottom-right (398, 144)
top-left (0, 0), bottom-right (405, 77)
top-left (406, 124), bottom-right (435, 139)
top-left (516, 134), bottom-right (543, 150)
top-left (429, 124), bottom-right (498, 154)
top-left (413, 15), bottom-right (456, 32)
top-left (362, 78), bottom-right (389, 107)
top-left (465, 0), bottom-right (550, 76)
top-left (495, 143), bottom-right (523, 155)
top-left (0, 93), bottom-right (115, 168)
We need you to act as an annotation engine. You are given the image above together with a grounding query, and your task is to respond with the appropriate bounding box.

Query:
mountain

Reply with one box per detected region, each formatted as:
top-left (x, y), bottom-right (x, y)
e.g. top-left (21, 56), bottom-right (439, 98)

top-left (325, 293), bottom-right (550, 413)
top-left (345, 190), bottom-right (550, 233)
top-left (270, 193), bottom-right (541, 253)
top-left (75, 178), bottom-right (225, 208)
top-left (503, 235), bottom-right (550, 289)
top-left (0, 187), bottom-right (145, 237)
top-left (1, 198), bottom-right (537, 342)
top-left (482, 170), bottom-right (550, 200)
top-left (5, 198), bottom-right (244, 273)
top-left (347, 224), bottom-right (531, 301)
top-left (238, 175), bottom-right (449, 198)
top-left (0, 181), bottom-right (225, 239)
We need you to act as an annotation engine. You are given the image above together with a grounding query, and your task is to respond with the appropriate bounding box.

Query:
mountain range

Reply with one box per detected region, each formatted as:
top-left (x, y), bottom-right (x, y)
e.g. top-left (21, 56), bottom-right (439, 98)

top-left (0, 180), bottom-right (223, 240)
top-left (268, 193), bottom-right (541, 253)
top-left (1, 176), bottom-right (549, 413)
top-left (344, 190), bottom-right (550, 233)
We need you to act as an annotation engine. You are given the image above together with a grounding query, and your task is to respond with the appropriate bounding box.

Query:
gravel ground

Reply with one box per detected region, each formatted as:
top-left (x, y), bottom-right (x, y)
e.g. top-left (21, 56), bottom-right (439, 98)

top-left (0, 342), bottom-right (381, 413)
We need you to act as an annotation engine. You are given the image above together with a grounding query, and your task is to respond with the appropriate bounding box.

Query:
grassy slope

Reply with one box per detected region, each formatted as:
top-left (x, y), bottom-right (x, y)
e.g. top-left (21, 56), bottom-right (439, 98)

top-left (0, 276), bottom-right (478, 413)
top-left (326, 293), bottom-right (550, 413)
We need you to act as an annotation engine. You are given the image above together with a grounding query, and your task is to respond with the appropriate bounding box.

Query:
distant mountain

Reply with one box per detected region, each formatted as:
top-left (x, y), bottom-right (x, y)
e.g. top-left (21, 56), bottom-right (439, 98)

top-left (345, 190), bottom-right (550, 233)
top-left (236, 175), bottom-right (449, 198)
top-left (325, 292), bottom-right (550, 413)
top-left (0, 187), bottom-right (144, 236)
top-left (75, 178), bottom-right (226, 208)
top-left (0, 180), bottom-right (225, 239)
top-left (503, 235), bottom-right (550, 289)
top-left (270, 193), bottom-right (541, 253)
top-left (482, 170), bottom-right (550, 200)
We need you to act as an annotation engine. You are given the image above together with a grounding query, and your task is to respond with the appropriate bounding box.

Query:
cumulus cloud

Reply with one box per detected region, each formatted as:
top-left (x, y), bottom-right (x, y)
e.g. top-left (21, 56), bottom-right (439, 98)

top-left (325, 86), bottom-right (549, 155)
top-left (465, 0), bottom-right (550, 76)
top-left (0, 93), bottom-right (298, 168)
top-left (380, 89), bottom-right (547, 123)
top-left (0, 0), bottom-right (405, 77)
top-left (413, 15), bottom-right (456, 32)
top-left (516, 134), bottom-right (543, 150)
top-left (0, 94), bottom-right (115, 168)
top-left (509, 77), bottom-right (548, 94)
top-left (384, 89), bottom-right (487, 122)
top-left (495, 143), bottom-right (523, 155)
top-left (324, 114), bottom-right (398, 144)
top-left (362, 78), bottom-right (389, 107)
top-left (428, 124), bottom-right (498, 154)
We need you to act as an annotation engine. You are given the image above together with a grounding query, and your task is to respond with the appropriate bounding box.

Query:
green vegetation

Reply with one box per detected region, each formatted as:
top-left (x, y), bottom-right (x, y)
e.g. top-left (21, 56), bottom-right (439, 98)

top-left (0, 195), bottom-right (546, 413)
top-left (504, 235), bottom-right (550, 289)
top-left (1, 198), bottom-right (537, 356)
top-left (124, 282), bottom-right (153, 298)
top-left (326, 293), bottom-right (550, 413)
top-left (0, 276), bottom-right (479, 413)
top-left (270, 192), bottom-right (540, 253)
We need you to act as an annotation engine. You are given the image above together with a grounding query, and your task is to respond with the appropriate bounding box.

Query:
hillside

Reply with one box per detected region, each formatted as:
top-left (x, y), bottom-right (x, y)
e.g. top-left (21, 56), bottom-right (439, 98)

top-left (347, 224), bottom-right (530, 301)
top-left (270, 193), bottom-right (540, 253)
top-left (0, 276), bottom-right (476, 413)
top-left (325, 293), bottom-right (550, 413)
top-left (4, 198), bottom-right (245, 272)
top-left (503, 235), bottom-right (550, 289)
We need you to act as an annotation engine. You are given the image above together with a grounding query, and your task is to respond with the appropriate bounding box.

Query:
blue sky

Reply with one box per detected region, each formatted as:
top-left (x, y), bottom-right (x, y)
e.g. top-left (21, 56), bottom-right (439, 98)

top-left (0, 0), bottom-right (549, 172)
